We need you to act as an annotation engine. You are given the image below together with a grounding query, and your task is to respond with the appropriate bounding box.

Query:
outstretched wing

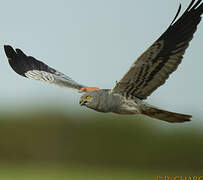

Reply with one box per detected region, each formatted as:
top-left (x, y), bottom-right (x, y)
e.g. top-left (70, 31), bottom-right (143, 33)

top-left (4, 45), bottom-right (86, 91)
top-left (112, 0), bottom-right (203, 99)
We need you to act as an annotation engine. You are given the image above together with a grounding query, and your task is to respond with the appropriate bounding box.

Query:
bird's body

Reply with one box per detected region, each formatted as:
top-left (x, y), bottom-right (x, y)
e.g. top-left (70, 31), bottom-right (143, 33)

top-left (80, 89), bottom-right (191, 122)
top-left (3, 0), bottom-right (203, 123)
top-left (80, 89), bottom-right (141, 114)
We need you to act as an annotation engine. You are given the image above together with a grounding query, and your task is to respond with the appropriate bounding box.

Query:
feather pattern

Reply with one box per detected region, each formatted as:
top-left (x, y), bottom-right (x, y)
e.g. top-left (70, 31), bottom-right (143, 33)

top-left (4, 45), bottom-right (86, 90)
top-left (112, 0), bottom-right (203, 99)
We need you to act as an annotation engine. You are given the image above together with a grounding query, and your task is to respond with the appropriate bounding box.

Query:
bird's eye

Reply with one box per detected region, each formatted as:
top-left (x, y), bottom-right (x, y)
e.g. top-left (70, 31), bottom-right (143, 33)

top-left (86, 96), bottom-right (91, 100)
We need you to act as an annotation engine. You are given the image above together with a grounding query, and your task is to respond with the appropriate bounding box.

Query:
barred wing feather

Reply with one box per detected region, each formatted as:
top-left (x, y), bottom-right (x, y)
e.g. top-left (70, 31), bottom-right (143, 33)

top-left (4, 45), bottom-right (85, 91)
top-left (112, 0), bottom-right (203, 99)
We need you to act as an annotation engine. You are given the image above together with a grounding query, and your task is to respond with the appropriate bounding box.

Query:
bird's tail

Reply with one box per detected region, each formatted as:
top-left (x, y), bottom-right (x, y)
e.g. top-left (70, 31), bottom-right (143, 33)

top-left (141, 105), bottom-right (192, 123)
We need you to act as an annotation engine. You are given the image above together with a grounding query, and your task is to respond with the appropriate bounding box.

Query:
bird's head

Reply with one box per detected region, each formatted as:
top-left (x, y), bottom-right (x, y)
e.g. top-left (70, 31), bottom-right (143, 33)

top-left (79, 91), bottom-right (100, 109)
top-left (79, 89), bottom-right (112, 112)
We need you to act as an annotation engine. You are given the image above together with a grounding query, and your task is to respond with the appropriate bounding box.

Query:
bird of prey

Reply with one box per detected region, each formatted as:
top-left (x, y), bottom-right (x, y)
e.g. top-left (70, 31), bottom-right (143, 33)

top-left (4, 0), bottom-right (203, 123)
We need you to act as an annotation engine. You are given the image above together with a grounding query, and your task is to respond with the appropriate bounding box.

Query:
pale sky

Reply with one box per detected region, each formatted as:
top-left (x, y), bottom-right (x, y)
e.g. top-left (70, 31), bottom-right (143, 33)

top-left (0, 0), bottom-right (202, 123)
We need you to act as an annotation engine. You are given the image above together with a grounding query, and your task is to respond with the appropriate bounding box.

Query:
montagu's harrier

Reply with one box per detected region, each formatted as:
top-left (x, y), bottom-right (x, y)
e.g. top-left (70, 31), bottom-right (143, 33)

top-left (4, 0), bottom-right (203, 123)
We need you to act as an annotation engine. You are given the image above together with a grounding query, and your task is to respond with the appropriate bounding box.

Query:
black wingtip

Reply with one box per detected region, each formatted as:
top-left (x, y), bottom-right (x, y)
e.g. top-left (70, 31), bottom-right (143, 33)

top-left (15, 48), bottom-right (27, 57)
top-left (170, 3), bottom-right (182, 26)
top-left (4, 45), bottom-right (28, 77)
top-left (4, 45), bottom-right (16, 60)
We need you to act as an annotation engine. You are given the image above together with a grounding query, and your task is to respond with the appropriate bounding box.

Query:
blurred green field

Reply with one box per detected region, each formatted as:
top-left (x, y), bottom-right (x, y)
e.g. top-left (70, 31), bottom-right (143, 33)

top-left (0, 109), bottom-right (202, 179)
top-left (0, 164), bottom-right (200, 180)
top-left (0, 164), bottom-right (155, 180)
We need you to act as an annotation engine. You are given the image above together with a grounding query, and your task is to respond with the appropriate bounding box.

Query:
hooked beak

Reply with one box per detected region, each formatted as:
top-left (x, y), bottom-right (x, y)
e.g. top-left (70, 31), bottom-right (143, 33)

top-left (79, 99), bottom-right (87, 106)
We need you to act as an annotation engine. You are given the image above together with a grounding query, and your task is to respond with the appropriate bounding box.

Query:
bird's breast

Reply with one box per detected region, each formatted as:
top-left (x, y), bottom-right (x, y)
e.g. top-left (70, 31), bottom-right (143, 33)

top-left (113, 96), bottom-right (142, 114)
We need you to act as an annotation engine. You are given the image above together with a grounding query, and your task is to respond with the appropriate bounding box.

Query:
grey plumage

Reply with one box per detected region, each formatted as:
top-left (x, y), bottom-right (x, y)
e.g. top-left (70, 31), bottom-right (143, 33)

top-left (4, 0), bottom-right (203, 123)
top-left (79, 90), bottom-right (191, 123)
top-left (80, 90), bottom-right (121, 113)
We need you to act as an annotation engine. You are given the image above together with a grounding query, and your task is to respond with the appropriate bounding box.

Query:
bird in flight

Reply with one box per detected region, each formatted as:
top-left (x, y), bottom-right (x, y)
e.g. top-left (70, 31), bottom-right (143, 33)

top-left (4, 0), bottom-right (203, 123)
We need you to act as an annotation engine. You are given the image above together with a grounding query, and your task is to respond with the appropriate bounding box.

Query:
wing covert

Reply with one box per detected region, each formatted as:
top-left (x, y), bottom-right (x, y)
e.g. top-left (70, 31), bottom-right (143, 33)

top-left (112, 0), bottom-right (203, 99)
